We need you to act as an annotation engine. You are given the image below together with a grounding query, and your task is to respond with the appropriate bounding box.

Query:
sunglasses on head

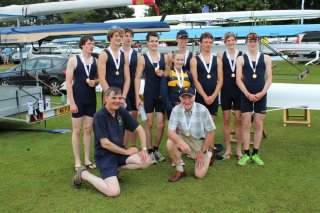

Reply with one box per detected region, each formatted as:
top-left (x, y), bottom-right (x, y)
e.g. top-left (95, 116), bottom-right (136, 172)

top-left (247, 33), bottom-right (259, 39)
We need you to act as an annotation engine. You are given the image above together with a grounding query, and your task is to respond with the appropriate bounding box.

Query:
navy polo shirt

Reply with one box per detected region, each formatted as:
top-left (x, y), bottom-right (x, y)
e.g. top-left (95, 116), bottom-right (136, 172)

top-left (93, 107), bottom-right (139, 158)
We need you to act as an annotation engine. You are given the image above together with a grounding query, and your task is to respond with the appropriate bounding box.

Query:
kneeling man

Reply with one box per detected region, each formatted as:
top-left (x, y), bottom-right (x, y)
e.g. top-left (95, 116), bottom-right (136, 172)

top-left (73, 87), bottom-right (151, 197)
top-left (167, 87), bottom-right (216, 182)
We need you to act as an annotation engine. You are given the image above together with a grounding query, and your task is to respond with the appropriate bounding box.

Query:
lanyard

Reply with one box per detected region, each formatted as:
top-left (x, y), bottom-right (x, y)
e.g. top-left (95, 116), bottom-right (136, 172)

top-left (247, 51), bottom-right (260, 74)
top-left (146, 51), bottom-right (160, 68)
top-left (182, 103), bottom-right (196, 132)
top-left (199, 53), bottom-right (213, 75)
top-left (174, 67), bottom-right (184, 88)
top-left (226, 49), bottom-right (238, 72)
top-left (107, 47), bottom-right (121, 70)
top-left (79, 54), bottom-right (93, 77)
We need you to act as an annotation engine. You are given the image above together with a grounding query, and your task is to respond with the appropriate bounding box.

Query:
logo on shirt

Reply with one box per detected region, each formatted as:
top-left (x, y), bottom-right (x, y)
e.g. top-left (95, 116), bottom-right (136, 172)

top-left (117, 116), bottom-right (123, 126)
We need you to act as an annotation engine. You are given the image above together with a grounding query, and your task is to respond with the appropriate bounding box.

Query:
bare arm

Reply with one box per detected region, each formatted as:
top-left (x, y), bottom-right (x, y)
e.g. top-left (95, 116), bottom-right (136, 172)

top-left (256, 55), bottom-right (273, 100)
top-left (236, 56), bottom-right (250, 97)
top-left (209, 57), bottom-right (223, 101)
top-left (190, 57), bottom-right (208, 99)
top-left (135, 55), bottom-right (145, 109)
top-left (98, 51), bottom-right (109, 93)
top-left (100, 138), bottom-right (138, 155)
top-left (66, 56), bottom-right (77, 113)
top-left (122, 54), bottom-right (130, 99)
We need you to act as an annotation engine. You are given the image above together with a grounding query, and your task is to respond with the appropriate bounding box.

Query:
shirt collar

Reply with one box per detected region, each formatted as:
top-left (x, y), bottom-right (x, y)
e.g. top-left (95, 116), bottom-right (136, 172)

top-left (183, 102), bottom-right (196, 114)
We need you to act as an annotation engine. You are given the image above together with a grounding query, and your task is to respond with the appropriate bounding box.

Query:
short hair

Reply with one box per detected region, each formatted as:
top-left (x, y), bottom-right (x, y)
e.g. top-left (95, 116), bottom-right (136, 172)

top-left (224, 32), bottom-right (237, 42)
top-left (172, 50), bottom-right (185, 60)
top-left (79, 35), bottom-right (94, 49)
top-left (107, 27), bottom-right (124, 41)
top-left (146, 32), bottom-right (159, 41)
top-left (200, 32), bottom-right (214, 42)
top-left (124, 28), bottom-right (134, 37)
top-left (104, 87), bottom-right (122, 97)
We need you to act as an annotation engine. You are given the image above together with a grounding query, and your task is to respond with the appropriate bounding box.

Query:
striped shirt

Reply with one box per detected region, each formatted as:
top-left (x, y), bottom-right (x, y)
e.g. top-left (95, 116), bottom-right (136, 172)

top-left (168, 102), bottom-right (216, 139)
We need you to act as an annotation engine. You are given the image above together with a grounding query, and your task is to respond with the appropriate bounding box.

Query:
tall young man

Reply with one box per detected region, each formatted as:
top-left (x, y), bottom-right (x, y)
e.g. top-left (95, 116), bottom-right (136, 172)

top-left (121, 28), bottom-right (139, 148)
top-left (66, 35), bottom-right (99, 171)
top-left (135, 32), bottom-right (168, 163)
top-left (236, 33), bottom-right (272, 166)
top-left (190, 32), bottom-right (223, 149)
top-left (98, 27), bottom-right (130, 107)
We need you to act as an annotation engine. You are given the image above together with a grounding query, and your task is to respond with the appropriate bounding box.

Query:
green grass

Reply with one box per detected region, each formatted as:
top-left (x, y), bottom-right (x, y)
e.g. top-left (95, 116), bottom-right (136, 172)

top-left (1, 62), bottom-right (320, 212)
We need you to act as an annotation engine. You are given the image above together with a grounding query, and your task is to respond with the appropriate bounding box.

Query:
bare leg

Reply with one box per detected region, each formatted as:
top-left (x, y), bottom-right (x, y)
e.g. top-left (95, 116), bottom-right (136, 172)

top-left (123, 111), bottom-right (138, 148)
top-left (222, 110), bottom-right (232, 156)
top-left (155, 112), bottom-right (165, 147)
top-left (211, 115), bottom-right (216, 148)
top-left (234, 110), bottom-right (243, 157)
top-left (145, 113), bottom-right (154, 149)
top-left (83, 116), bottom-right (95, 166)
top-left (166, 139), bottom-right (182, 166)
top-left (81, 172), bottom-right (120, 197)
top-left (253, 113), bottom-right (265, 149)
top-left (71, 117), bottom-right (84, 168)
top-left (241, 112), bottom-right (252, 151)
top-left (194, 151), bottom-right (212, 179)
top-left (120, 153), bottom-right (151, 170)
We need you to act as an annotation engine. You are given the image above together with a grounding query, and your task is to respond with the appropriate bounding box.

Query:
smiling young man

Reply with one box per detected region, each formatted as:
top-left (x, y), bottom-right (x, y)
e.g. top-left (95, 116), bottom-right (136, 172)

top-left (135, 32), bottom-right (168, 163)
top-left (98, 27), bottom-right (130, 108)
top-left (66, 35), bottom-right (99, 172)
top-left (236, 33), bottom-right (272, 166)
top-left (73, 87), bottom-right (151, 197)
top-left (166, 87), bottom-right (216, 182)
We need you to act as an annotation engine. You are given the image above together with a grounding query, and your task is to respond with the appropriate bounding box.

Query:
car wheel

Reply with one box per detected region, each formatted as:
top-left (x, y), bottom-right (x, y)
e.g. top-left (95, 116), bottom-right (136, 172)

top-left (0, 79), bottom-right (9, 86)
top-left (49, 79), bottom-right (61, 96)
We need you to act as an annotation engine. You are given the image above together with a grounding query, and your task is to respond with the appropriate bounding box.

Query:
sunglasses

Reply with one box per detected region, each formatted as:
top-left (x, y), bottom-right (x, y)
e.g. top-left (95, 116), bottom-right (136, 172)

top-left (247, 33), bottom-right (259, 39)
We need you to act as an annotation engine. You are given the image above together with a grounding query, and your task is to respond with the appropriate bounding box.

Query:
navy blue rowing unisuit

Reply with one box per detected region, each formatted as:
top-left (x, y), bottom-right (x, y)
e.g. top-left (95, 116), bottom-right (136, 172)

top-left (104, 49), bottom-right (125, 89)
top-left (221, 51), bottom-right (242, 111)
top-left (195, 54), bottom-right (219, 115)
top-left (72, 55), bottom-right (97, 118)
top-left (143, 53), bottom-right (165, 113)
top-left (241, 53), bottom-right (267, 114)
top-left (127, 49), bottom-right (138, 111)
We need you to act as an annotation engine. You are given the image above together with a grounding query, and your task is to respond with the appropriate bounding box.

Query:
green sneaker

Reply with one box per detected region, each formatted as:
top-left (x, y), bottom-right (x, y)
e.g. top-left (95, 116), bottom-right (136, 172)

top-left (251, 154), bottom-right (264, 166)
top-left (237, 154), bottom-right (251, 166)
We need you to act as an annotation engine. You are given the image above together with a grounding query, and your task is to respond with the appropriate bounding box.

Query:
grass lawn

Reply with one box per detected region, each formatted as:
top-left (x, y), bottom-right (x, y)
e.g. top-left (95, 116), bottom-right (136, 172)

top-left (0, 62), bottom-right (320, 212)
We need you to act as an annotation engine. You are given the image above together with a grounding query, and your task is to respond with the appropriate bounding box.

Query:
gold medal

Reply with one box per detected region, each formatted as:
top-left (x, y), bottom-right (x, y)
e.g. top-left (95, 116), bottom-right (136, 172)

top-left (253, 73), bottom-right (257, 78)
top-left (115, 70), bottom-right (120, 76)
top-left (86, 78), bottom-right (90, 83)
top-left (207, 74), bottom-right (211, 79)
top-left (231, 73), bottom-right (235, 78)
top-left (185, 131), bottom-right (191, 138)
top-left (154, 67), bottom-right (159, 72)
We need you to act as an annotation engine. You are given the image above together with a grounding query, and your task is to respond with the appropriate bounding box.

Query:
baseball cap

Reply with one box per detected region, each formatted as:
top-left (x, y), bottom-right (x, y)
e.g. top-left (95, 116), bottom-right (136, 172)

top-left (179, 87), bottom-right (195, 97)
top-left (246, 33), bottom-right (259, 41)
top-left (176, 30), bottom-right (188, 39)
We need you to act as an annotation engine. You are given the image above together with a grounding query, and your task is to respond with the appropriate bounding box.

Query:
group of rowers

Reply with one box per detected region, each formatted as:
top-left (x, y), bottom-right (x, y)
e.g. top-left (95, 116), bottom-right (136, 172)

top-left (66, 28), bottom-right (272, 197)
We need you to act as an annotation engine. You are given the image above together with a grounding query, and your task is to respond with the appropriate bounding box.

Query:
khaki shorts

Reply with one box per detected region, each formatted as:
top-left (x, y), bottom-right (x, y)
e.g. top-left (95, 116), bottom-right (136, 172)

top-left (179, 134), bottom-right (210, 161)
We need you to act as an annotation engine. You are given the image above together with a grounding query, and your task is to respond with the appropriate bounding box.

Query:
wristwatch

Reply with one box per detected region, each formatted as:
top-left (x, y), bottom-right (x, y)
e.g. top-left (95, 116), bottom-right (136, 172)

top-left (142, 147), bottom-right (147, 151)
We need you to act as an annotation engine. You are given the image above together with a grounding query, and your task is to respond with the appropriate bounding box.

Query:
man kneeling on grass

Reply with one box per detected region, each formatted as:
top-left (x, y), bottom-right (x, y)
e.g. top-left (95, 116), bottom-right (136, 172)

top-left (73, 87), bottom-right (151, 197)
top-left (167, 87), bottom-right (216, 182)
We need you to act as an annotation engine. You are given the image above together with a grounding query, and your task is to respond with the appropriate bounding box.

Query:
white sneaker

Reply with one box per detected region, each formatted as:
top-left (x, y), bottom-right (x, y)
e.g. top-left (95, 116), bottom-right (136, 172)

top-left (171, 159), bottom-right (186, 167)
top-left (154, 150), bottom-right (166, 162)
top-left (149, 152), bottom-right (158, 164)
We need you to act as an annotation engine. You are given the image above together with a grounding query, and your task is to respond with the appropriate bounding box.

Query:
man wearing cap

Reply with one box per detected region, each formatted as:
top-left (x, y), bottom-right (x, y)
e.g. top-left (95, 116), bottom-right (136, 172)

top-left (167, 30), bottom-right (194, 71)
top-left (166, 86), bottom-right (216, 182)
top-left (236, 33), bottom-right (272, 166)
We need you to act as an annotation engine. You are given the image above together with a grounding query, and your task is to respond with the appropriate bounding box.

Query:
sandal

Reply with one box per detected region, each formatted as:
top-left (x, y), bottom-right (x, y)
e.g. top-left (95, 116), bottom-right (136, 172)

top-left (85, 163), bottom-right (96, 170)
top-left (73, 165), bottom-right (87, 189)
top-left (222, 153), bottom-right (232, 160)
top-left (235, 154), bottom-right (243, 160)
top-left (74, 165), bottom-right (81, 172)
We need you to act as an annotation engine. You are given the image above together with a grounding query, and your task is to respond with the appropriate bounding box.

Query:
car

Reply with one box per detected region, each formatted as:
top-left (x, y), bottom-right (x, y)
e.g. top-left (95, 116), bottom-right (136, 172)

top-left (0, 56), bottom-right (68, 96)
top-left (11, 46), bottom-right (31, 64)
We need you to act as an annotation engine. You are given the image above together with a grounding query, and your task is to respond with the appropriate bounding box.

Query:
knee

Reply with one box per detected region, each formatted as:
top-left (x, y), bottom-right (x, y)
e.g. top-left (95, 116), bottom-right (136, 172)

top-left (157, 121), bottom-right (164, 129)
top-left (255, 121), bottom-right (263, 131)
top-left (105, 187), bottom-right (120, 197)
top-left (140, 161), bottom-right (151, 169)
top-left (145, 120), bottom-right (153, 129)
top-left (194, 171), bottom-right (206, 179)
top-left (83, 125), bottom-right (93, 134)
top-left (72, 128), bottom-right (81, 135)
top-left (166, 139), bottom-right (175, 151)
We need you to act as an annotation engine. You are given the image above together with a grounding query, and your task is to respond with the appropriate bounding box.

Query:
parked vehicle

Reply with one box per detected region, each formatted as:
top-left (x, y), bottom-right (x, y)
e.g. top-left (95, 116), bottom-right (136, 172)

top-left (0, 56), bottom-right (68, 96)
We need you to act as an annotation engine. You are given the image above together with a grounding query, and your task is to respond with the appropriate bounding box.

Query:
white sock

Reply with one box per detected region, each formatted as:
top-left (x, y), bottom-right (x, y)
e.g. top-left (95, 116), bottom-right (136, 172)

top-left (205, 151), bottom-right (213, 165)
top-left (176, 164), bottom-right (184, 172)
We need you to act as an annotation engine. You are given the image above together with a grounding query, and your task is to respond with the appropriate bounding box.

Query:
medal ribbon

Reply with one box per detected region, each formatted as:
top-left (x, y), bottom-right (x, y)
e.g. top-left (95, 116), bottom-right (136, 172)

top-left (146, 51), bottom-right (160, 68)
top-left (226, 49), bottom-right (238, 72)
top-left (174, 67), bottom-right (184, 88)
top-left (199, 53), bottom-right (213, 75)
top-left (107, 47), bottom-right (121, 71)
top-left (247, 51), bottom-right (260, 75)
top-left (79, 54), bottom-right (93, 78)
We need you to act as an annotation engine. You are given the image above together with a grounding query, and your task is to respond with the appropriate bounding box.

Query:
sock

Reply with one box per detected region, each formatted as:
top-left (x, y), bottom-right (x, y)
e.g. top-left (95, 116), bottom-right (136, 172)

top-left (244, 149), bottom-right (250, 156)
top-left (148, 148), bottom-right (154, 154)
top-left (176, 164), bottom-right (184, 172)
top-left (153, 146), bottom-right (159, 151)
top-left (252, 148), bottom-right (259, 156)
